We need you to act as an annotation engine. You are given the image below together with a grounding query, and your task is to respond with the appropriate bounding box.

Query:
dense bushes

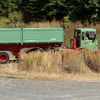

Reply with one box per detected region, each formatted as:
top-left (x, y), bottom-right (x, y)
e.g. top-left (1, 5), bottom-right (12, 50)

top-left (0, 0), bottom-right (100, 22)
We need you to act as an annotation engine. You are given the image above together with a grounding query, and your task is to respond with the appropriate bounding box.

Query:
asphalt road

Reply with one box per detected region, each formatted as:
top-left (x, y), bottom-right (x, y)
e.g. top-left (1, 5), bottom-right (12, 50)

top-left (0, 78), bottom-right (100, 100)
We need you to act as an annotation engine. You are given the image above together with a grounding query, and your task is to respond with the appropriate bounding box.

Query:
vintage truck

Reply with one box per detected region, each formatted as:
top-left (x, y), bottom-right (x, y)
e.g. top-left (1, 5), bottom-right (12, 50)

top-left (0, 28), bottom-right (98, 64)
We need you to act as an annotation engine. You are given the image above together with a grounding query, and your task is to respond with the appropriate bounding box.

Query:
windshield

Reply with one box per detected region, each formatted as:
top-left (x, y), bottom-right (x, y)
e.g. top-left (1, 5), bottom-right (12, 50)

top-left (86, 31), bottom-right (95, 40)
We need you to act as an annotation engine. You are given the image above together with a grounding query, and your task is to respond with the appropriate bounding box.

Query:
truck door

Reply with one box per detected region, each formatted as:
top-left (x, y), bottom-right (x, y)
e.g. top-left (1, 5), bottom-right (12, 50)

top-left (84, 31), bottom-right (96, 51)
top-left (74, 30), bottom-right (81, 47)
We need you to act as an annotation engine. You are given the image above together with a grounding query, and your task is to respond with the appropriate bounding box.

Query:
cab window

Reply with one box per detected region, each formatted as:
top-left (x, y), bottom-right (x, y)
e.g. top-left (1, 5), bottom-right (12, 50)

top-left (74, 31), bottom-right (77, 38)
top-left (77, 31), bottom-right (81, 40)
top-left (86, 31), bottom-right (95, 40)
top-left (74, 30), bottom-right (81, 39)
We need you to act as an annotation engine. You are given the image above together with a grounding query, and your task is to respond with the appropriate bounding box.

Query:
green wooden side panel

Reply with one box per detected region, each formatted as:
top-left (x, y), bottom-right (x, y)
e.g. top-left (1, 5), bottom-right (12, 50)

top-left (0, 28), bottom-right (22, 44)
top-left (0, 28), bottom-right (63, 44)
top-left (22, 28), bottom-right (63, 44)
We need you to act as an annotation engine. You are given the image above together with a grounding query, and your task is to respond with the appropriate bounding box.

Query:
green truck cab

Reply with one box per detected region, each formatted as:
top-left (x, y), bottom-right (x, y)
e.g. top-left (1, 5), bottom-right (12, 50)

top-left (73, 28), bottom-right (98, 52)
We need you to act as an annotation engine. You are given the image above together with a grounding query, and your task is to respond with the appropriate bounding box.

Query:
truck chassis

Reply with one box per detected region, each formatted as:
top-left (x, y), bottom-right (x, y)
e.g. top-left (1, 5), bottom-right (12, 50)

top-left (0, 43), bottom-right (62, 64)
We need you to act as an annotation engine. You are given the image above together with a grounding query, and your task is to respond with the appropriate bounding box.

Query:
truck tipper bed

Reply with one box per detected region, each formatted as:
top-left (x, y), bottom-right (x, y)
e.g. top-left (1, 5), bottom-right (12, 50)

top-left (0, 28), bottom-right (63, 63)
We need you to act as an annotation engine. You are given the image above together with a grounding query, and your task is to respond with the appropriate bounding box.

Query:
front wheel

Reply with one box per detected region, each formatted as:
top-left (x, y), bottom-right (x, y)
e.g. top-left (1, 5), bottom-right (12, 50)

top-left (0, 52), bottom-right (9, 64)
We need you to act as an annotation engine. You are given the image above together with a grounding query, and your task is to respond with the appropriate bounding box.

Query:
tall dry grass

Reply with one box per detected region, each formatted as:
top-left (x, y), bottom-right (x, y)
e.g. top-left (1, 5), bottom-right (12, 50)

top-left (84, 48), bottom-right (100, 72)
top-left (18, 47), bottom-right (100, 76)
top-left (18, 50), bottom-right (91, 75)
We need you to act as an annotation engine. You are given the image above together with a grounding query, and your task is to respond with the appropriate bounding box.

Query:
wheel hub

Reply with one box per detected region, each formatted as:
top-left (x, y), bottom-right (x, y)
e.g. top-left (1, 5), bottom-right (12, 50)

top-left (0, 54), bottom-right (7, 62)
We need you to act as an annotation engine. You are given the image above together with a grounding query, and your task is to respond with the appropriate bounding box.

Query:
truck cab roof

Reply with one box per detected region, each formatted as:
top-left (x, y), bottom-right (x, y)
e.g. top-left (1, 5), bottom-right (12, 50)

top-left (75, 28), bottom-right (96, 32)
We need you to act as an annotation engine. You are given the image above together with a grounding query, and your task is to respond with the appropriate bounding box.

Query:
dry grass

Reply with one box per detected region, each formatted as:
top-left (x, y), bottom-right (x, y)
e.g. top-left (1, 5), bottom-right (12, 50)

top-left (8, 48), bottom-right (100, 81)
top-left (84, 48), bottom-right (100, 72)
top-left (1, 65), bottom-right (100, 82)
top-left (18, 50), bottom-right (90, 74)
top-left (25, 19), bottom-right (64, 28)
top-left (0, 48), bottom-right (100, 81)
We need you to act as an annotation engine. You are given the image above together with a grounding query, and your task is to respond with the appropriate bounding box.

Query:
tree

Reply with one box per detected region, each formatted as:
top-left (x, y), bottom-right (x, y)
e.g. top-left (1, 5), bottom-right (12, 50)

top-left (66, 0), bottom-right (100, 21)
top-left (10, 0), bottom-right (100, 22)
top-left (22, 0), bottom-right (50, 22)
top-left (0, 0), bottom-right (17, 16)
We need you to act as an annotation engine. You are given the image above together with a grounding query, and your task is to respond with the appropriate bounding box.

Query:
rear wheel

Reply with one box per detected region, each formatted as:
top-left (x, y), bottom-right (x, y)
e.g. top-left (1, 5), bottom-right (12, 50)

top-left (0, 52), bottom-right (9, 64)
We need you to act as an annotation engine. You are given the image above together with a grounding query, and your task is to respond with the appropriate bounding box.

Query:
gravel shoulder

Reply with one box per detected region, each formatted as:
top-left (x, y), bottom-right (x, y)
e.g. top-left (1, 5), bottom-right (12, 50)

top-left (0, 78), bottom-right (100, 100)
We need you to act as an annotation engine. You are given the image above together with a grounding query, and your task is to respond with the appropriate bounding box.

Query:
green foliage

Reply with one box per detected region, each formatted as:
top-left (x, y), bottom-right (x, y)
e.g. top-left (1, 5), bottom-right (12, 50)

top-left (68, 0), bottom-right (100, 21)
top-left (21, 0), bottom-right (100, 22)
top-left (34, 55), bottom-right (42, 66)
top-left (9, 11), bottom-right (23, 23)
top-left (64, 16), bottom-right (70, 27)
top-left (64, 34), bottom-right (69, 46)
top-left (0, 0), bottom-right (18, 16)
top-left (0, 17), bottom-right (8, 23)
top-left (1, 0), bottom-right (100, 22)
top-left (22, 0), bottom-right (50, 22)
top-left (24, 56), bottom-right (31, 68)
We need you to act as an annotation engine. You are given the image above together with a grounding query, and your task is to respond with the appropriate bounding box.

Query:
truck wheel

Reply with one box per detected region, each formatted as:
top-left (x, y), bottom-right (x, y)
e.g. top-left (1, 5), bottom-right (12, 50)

top-left (0, 52), bottom-right (9, 64)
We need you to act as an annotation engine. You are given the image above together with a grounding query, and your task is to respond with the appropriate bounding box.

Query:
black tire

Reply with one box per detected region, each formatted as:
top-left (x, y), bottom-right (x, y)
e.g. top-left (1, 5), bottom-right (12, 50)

top-left (0, 52), bottom-right (9, 64)
top-left (21, 48), bottom-right (27, 54)
top-left (27, 48), bottom-right (41, 53)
